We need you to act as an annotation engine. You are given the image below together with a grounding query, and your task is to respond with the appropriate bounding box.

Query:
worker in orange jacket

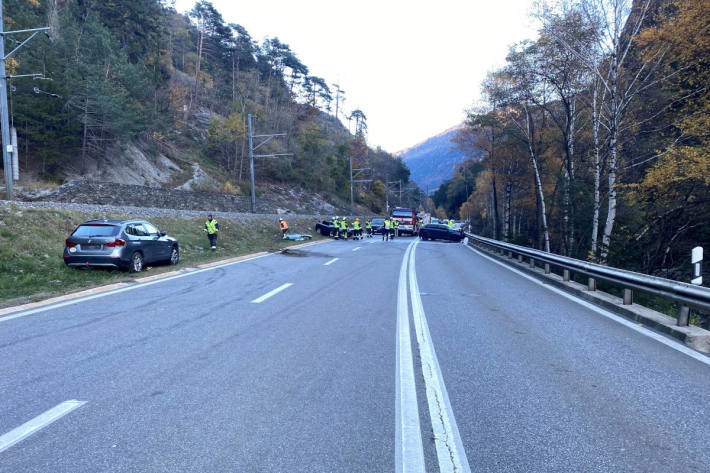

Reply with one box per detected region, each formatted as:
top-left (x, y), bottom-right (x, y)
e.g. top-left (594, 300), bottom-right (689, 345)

top-left (279, 218), bottom-right (289, 239)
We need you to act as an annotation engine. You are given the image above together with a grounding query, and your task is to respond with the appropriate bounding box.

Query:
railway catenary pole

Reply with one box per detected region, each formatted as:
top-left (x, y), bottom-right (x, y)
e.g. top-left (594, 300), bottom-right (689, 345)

top-left (0, 1), bottom-right (49, 199)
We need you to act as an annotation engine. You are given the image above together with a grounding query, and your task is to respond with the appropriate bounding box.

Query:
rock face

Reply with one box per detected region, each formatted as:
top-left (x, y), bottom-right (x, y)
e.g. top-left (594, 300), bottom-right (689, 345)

top-left (178, 163), bottom-right (219, 191)
top-left (65, 143), bottom-right (184, 187)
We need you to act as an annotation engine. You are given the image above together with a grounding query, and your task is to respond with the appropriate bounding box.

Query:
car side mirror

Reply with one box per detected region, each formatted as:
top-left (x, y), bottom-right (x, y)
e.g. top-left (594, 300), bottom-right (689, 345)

top-left (159, 232), bottom-right (166, 237)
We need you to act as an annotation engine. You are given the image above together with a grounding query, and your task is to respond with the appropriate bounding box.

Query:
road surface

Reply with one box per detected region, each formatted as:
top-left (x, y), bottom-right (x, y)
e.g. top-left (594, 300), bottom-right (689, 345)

top-left (1, 236), bottom-right (709, 472)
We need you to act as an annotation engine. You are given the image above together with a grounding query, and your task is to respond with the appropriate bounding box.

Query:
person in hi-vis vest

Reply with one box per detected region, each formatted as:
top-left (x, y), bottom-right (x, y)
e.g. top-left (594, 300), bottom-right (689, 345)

top-left (204, 214), bottom-right (219, 251)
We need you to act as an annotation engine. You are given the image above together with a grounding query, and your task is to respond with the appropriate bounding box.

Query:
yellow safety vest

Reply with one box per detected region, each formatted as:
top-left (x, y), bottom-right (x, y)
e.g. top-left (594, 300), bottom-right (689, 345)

top-left (205, 219), bottom-right (218, 234)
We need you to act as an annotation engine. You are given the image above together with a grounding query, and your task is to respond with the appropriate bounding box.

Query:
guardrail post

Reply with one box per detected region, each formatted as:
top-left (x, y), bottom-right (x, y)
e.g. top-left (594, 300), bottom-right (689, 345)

top-left (508, 251), bottom-right (513, 259)
top-left (544, 263), bottom-right (551, 274)
top-left (563, 269), bottom-right (570, 281)
top-left (588, 278), bottom-right (596, 291)
top-left (623, 289), bottom-right (633, 305)
top-left (529, 257), bottom-right (535, 268)
top-left (518, 254), bottom-right (523, 263)
top-left (677, 305), bottom-right (690, 326)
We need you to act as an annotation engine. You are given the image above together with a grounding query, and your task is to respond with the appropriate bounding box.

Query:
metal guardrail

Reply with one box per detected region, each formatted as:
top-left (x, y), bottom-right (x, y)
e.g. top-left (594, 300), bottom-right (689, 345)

top-left (464, 233), bottom-right (710, 320)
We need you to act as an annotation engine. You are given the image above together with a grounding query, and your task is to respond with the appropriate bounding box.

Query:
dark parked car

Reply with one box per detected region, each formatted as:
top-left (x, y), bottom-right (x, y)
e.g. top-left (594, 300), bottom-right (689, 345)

top-left (63, 219), bottom-right (179, 273)
top-left (418, 223), bottom-right (464, 242)
top-left (370, 218), bottom-right (386, 234)
top-left (314, 220), bottom-right (354, 237)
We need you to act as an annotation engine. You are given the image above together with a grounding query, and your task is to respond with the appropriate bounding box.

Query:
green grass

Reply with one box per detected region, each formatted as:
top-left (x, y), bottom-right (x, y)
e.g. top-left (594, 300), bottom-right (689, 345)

top-left (0, 205), bottom-right (326, 308)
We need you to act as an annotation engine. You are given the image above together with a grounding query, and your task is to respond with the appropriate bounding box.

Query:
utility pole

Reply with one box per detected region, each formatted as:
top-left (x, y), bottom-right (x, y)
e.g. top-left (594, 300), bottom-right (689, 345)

top-left (386, 179), bottom-right (400, 213)
top-left (349, 156), bottom-right (371, 215)
top-left (0, 2), bottom-right (49, 200)
top-left (247, 113), bottom-right (292, 213)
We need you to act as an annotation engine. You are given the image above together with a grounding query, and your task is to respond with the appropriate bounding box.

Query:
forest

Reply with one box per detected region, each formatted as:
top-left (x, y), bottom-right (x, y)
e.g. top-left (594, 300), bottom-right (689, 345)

top-left (2, 0), bottom-right (415, 212)
top-left (432, 0), bottom-right (708, 277)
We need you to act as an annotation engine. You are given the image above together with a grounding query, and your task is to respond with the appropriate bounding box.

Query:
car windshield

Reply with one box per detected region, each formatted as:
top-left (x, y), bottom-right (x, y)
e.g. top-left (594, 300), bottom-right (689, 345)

top-left (392, 211), bottom-right (412, 217)
top-left (72, 224), bottom-right (120, 237)
top-left (372, 219), bottom-right (385, 224)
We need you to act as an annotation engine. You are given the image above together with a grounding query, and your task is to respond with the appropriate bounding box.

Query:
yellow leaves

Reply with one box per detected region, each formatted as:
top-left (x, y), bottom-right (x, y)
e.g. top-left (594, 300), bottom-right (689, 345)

top-left (5, 57), bottom-right (18, 75)
top-left (221, 181), bottom-right (241, 195)
top-left (207, 112), bottom-right (245, 142)
top-left (634, 146), bottom-right (710, 207)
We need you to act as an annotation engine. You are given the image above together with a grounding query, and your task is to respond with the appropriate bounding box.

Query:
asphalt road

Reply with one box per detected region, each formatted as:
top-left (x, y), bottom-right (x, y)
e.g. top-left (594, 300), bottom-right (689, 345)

top-left (1, 236), bottom-right (708, 472)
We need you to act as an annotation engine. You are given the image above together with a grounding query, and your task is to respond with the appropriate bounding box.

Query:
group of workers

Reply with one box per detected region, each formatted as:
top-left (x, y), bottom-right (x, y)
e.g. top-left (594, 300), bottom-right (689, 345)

top-left (203, 214), bottom-right (292, 252)
top-left (329, 216), bottom-right (371, 240)
top-left (381, 218), bottom-right (400, 241)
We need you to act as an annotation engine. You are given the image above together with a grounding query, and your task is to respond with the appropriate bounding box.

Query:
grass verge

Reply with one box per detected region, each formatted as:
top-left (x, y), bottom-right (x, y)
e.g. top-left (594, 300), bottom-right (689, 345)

top-left (0, 204), bottom-right (326, 308)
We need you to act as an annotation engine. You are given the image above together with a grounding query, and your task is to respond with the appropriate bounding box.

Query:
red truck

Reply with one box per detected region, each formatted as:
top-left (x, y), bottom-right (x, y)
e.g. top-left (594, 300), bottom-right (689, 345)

top-left (391, 207), bottom-right (419, 236)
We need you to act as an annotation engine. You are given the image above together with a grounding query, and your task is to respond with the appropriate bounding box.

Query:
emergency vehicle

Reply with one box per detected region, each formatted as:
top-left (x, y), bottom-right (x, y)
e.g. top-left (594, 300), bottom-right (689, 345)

top-left (390, 207), bottom-right (419, 236)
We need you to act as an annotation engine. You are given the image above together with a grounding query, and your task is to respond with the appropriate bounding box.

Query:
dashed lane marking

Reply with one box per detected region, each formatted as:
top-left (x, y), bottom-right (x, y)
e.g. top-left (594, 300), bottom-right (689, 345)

top-left (324, 258), bottom-right (339, 266)
top-left (250, 283), bottom-right (293, 304)
top-left (0, 400), bottom-right (87, 453)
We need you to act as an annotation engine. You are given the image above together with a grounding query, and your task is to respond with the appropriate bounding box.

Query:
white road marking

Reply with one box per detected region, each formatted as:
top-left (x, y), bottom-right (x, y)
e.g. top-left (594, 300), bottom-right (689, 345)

top-left (395, 240), bottom-right (426, 473)
top-left (352, 247), bottom-right (361, 252)
top-left (369, 241), bottom-right (377, 244)
top-left (409, 241), bottom-right (471, 473)
top-left (0, 400), bottom-right (86, 453)
top-left (465, 245), bottom-right (710, 367)
top-left (324, 258), bottom-right (339, 266)
top-left (0, 253), bottom-right (271, 324)
top-left (250, 283), bottom-right (293, 303)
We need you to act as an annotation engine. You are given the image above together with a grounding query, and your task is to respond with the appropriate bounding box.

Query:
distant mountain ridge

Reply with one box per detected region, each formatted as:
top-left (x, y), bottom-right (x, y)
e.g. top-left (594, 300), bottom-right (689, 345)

top-left (397, 123), bottom-right (478, 192)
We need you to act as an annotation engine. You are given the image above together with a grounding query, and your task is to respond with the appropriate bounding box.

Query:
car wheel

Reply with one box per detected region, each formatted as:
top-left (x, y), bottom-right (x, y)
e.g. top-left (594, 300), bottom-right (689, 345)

top-left (129, 252), bottom-right (144, 273)
top-left (169, 246), bottom-right (179, 265)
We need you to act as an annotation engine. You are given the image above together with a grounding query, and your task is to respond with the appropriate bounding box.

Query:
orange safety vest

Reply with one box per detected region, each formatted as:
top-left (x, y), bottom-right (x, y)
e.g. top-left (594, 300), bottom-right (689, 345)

top-left (280, 220), bottom-right (288, 230)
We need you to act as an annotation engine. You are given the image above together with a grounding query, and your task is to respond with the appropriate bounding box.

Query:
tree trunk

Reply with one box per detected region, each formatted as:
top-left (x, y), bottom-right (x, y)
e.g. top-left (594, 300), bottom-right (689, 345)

top-left (491, 170), bottom-right (500, 240)
top-left (187, 27), bottom-right (204, 121)
top-left (525, 104), bottom-right (551, 252)
top-left (503, 180), bottom-right (512, 241)
top-left (590, 86), bottom-right (602, 260)
top-left (601, 57), bottom-right (620, 263)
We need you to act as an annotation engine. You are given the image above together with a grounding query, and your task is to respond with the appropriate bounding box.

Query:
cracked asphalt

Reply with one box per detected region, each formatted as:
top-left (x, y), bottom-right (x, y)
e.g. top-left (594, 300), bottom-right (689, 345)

top-left (1, 237), bottom-right (709, 472)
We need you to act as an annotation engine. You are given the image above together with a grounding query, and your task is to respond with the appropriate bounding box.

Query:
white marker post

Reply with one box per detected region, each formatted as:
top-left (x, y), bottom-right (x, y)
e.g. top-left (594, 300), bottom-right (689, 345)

top-left (691, 246), bottom-right (703, 285)
top-left (678, 246), bottom-right (703, 326)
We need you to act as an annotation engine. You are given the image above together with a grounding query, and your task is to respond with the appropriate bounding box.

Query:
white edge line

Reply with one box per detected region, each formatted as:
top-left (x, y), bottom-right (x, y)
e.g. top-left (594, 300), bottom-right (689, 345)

top-left (250, 283), bottom-right (293, 304)
top-left (395, 240), bottom-right (425, 473)
top-left (409, 241), bottom-right (471, 473)
top-left (352, 247), bottom-right (361, 252)
top-left (0, 400), bottom-right (87, 453)
top-left (324, 258), bottom-right (339, 266)
top-left (0, 253), bottom-right (272, 324)
top-left (465, 245), bottom-right (710, 367)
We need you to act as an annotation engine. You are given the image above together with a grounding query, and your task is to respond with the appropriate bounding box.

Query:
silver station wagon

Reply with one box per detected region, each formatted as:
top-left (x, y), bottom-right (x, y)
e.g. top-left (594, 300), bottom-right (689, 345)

top-left (63, 219), bottom-right (179, 273)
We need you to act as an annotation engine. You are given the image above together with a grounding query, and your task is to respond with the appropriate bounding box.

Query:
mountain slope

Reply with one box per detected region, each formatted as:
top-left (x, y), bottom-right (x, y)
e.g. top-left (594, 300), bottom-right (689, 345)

top-left (397, 124), bottom-right (479, 191)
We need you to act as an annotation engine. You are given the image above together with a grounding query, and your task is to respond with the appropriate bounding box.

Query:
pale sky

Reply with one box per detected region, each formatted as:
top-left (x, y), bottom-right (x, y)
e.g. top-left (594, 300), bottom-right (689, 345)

top-left (173, 0), bottom-right (539, 153)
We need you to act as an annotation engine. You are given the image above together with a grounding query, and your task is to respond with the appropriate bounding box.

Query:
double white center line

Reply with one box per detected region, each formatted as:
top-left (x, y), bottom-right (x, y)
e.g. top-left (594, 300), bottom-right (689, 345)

top-left (396, 240), bottom-right (471, 473)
